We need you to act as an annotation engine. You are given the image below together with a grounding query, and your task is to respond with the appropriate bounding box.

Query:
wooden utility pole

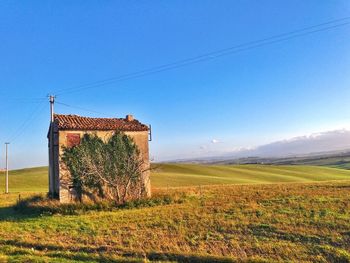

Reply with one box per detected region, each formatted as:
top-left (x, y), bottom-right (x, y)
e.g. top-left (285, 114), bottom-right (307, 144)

top-left (49, 95), bottom-right (55, 123)
top-left (5, 142), bottom-right (9, 194)
top-left (48, 95), bottom-right (55, 197)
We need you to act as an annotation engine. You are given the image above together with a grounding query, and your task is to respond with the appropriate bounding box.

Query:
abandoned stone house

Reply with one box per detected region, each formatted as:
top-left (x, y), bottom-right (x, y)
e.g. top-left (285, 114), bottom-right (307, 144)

top-left (47, 114), bottom-right (151, 203)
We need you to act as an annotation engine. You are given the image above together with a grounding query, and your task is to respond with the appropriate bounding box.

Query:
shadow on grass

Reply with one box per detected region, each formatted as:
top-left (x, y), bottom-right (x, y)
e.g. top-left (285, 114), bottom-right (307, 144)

top-left (248, 223), bottom-right (340, 247)
top-left (0, 195), bottom-right (47, 221)
top-left (0, 207), bottom-right (25, 221)
top-left (0, 239), bottom-right (236, 263)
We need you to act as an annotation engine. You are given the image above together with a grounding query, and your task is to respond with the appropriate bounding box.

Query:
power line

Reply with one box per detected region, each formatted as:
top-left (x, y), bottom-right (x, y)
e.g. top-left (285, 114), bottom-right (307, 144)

top-left (6, 101), bottom-right (47, 143)
top-left (2, 16), bottom-right (350, 149)
top-left (6, 98), bottom-right (46, 102)
top-left (55, 100), bottom-right (106, 115)
top-left (0, 94), bottom-right (46, 112)
top-left (53, 16), bottom-right (350, 96)
top-left (0, 91), bottom-right (46, 102)
top-left (2, 99), bottom-right (105, 147)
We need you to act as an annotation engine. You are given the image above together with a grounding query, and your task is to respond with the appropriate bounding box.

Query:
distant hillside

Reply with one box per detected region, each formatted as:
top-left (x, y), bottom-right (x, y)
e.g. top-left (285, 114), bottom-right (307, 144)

top-left (208, 150), bottom-right (350, 169)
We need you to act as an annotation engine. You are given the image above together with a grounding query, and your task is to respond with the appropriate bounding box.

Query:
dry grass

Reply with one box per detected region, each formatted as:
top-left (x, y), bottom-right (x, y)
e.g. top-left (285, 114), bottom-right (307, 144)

top-left (0, 181), bottom-right (350, 262)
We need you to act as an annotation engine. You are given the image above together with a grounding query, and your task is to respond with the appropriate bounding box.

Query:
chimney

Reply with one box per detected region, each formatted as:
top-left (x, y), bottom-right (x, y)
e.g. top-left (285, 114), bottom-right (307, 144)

top-left (126, 114), bottom-right (134, 122)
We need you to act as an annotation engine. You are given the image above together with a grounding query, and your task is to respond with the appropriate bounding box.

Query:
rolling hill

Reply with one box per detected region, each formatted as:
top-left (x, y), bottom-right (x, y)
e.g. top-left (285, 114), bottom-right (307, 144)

top-left (1, 164), bottom-right (350, 193)
top-left (152, 163), bottom-right (350, 187)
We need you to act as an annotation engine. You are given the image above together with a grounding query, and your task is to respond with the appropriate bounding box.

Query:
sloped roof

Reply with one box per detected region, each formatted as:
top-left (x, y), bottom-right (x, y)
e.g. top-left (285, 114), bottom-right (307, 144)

top-left (53, 114), bottom-right (149, 131)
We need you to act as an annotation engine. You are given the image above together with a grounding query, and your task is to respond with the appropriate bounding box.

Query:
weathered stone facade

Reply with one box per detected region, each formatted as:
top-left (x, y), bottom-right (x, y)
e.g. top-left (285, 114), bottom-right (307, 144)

top-left (48, 114), bottom-right (151, 203)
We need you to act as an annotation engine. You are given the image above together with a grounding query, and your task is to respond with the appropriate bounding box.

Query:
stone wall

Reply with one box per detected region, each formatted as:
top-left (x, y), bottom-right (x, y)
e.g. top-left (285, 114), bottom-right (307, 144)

top-left (57, 130), bottom-right (150, 203)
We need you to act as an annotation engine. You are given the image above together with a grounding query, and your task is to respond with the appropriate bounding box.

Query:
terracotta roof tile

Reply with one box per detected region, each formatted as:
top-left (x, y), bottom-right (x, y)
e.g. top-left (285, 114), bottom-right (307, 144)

top-left (54, 114), bottom-right (149, 131)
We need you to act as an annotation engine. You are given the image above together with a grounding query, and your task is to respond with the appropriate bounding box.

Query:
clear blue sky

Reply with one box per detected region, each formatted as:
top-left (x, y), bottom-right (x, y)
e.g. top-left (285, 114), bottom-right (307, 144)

top-left (0, 1), bottom-right (349, 168)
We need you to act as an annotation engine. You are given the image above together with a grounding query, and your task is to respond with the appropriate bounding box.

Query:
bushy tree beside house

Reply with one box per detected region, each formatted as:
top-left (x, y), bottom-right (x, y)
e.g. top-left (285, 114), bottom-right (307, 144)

top-left (62, 132), bottom-right (147, 203)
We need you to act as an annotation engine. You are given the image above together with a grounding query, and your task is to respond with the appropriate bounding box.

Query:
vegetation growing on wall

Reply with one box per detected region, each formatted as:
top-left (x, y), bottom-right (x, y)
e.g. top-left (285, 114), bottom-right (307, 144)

top-left (62, 131), bottom-right (147, 203)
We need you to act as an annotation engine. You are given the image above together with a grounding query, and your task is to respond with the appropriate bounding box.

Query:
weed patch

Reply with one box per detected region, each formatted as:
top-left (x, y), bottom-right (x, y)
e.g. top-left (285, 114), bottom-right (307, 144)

top-left (13, 192), bottom-right (189, 216)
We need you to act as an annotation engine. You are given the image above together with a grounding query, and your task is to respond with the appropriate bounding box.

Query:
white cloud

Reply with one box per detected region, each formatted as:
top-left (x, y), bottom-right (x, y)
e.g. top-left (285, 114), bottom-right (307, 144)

top-left (249, 129), bottom-right (350, 157)
top-left (211, 139), bottom-right (220, 144)
top-left (231, 146), bottom-right (256, 152)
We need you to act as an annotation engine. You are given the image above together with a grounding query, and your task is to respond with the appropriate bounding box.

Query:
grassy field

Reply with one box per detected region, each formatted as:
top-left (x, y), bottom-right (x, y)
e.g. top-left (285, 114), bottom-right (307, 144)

top-left (152, 164), bottom-right (350, 187)
top-left (0, 182), bottom-right (349, 262)
top-left (0, 164), bottom-right (350, 262)
top-left (2, 164), bottom-right (350, 193)
top-left (0, 167), bottom-right (48, 193)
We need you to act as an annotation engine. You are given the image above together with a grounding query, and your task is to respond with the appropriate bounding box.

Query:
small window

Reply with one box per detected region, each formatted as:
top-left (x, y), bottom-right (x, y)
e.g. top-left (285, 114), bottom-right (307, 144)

top-left (66, 133), bottom-right (81, 148)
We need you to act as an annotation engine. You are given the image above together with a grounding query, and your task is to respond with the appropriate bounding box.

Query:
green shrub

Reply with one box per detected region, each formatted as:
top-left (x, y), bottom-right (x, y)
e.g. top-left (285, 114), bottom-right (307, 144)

top-left (62, 131), bottom-right (148, 204)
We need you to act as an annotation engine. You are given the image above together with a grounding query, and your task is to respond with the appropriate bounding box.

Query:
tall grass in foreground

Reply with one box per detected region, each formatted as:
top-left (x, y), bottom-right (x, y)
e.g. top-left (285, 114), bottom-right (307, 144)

top-left (0, 181), bottom-right (349, 262)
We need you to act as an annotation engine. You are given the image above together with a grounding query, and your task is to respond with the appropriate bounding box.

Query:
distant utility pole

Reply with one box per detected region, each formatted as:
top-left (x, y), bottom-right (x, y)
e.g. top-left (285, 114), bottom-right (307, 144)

top-left (5, 142), bottom-right (9, 194)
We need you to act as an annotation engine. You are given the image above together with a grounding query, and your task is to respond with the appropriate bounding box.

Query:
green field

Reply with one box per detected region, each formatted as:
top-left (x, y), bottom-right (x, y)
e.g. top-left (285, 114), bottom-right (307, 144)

top-left (2, 164), bottom-right (350, 193)
top-left (152, 163), bottom-right (350, 187)
top-left (0, 164), bottom-right (350, 262)
top-left (0, 167), bottom-right (48, 193)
